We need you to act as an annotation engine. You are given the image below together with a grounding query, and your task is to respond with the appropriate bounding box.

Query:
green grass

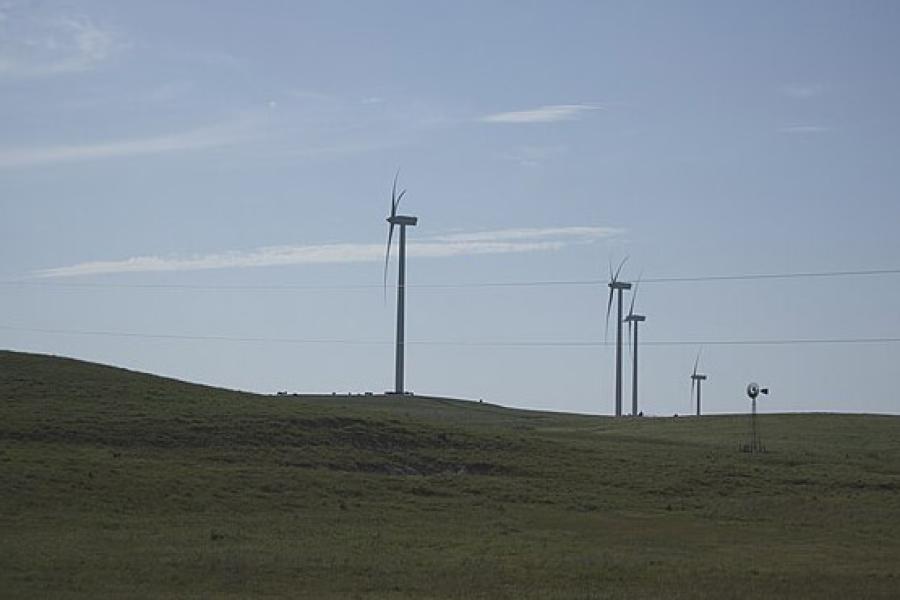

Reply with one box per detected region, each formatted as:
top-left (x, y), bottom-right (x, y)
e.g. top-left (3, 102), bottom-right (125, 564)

top-left (1, 349), bottom-right (899, 598)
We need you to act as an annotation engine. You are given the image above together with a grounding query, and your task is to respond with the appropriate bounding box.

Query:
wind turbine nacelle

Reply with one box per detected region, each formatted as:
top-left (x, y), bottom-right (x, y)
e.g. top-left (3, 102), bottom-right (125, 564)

top-left (609, 281), bottom-right (632, 290)
top-left (691, 374), bottom-right (707, 381)
top-left (388, 215), bottom-right (418, 226)
top-left (625, 314), bottom-right (646, 322)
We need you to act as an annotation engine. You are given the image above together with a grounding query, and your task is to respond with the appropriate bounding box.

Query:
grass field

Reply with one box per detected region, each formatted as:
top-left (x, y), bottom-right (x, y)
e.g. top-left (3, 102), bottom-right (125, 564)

top-left (1, 349), bottom-right (899, 598)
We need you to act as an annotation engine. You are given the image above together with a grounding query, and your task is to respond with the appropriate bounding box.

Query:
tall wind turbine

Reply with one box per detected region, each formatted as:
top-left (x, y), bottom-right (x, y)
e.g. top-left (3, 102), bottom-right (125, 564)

top-left (624, 276), bottom-right (645, 417)
top-left (690, 350), bottom-right (707, 416)
top-left (606, 258), bottom-right (631, 417)
top-left (384, 172), bottom-right (418, 395)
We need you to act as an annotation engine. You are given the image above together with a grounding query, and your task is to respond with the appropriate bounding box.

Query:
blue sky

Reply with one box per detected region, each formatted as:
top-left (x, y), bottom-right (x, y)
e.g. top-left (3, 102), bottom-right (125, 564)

top-left (2, 1), bottom-right (899, 415)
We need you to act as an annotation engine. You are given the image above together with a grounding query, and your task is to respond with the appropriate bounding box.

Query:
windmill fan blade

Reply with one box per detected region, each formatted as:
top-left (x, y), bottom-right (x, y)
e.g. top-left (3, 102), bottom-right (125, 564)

top-left (690, 379), bottom-right (696, 411)
top-left (692, 349), bottom-right (701, 376)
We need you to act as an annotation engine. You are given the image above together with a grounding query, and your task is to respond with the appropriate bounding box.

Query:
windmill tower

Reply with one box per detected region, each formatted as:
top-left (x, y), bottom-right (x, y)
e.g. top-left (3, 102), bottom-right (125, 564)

top-left (606, 258), bottom-right (631, 417)
top-left (383, 172), bottom-right (417, 395)
top-left (623, 276), bottom-right (646, 417)
top-left (741, 382), bottom-right (769, 453)
top-left (690, 351), bottom-right (707, 416)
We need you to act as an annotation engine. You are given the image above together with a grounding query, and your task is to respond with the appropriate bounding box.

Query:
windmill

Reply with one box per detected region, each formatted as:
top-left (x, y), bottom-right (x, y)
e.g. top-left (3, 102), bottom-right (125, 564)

top-left (690, 350), bottom-right (707, 416)
top-left (623, 275), bottom-right (645, 417)
top-left (606, 258), bottom-right (631, 417)
top-left (384, 171), bottom-right (418, 395)
top-left (741, 382), bottom-right (769, 453)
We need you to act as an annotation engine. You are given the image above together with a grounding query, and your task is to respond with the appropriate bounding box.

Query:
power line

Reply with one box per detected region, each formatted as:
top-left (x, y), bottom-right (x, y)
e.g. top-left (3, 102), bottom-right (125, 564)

top-left (2, 324), bottom-right (899, 348)
top-left (1, 267), bottom-right (899, 292)
top-left (640, 268), bottom-right (900, 284)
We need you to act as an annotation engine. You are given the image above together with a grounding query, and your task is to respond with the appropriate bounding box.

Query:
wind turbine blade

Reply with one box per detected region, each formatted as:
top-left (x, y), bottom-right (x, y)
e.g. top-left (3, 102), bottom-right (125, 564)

top-left (626, 318), bottom-right (635, 373)
top-left (628, 271), bottom-right (643, 316)
top-left (391, 170), bottom-right (401, 217)
top-left (604, 288), bottom-right (614, 341)
top-left (692, 349), bottom-right (701, 376)
top-left (394, 189), bottom-right (406, 214)
top-left (383, 223), bottom-right (395, 300)
top-left (613, 256), bottom-right (629, 282)
top-left (608, 257), bottom-right (614, 282)
top-left (690, 378), bottom-right (696, 411)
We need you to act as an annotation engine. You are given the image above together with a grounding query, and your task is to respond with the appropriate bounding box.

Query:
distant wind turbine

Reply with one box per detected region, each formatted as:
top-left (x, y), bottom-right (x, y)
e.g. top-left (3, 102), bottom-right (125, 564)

top-left (690, 350), bottom-right (707, 416)
top-left (384, 171), bottom-right (418, 395)
top-left (606, 257), bottom-right (631, 417)
top-left (624, 275), bottom-right (646, 417)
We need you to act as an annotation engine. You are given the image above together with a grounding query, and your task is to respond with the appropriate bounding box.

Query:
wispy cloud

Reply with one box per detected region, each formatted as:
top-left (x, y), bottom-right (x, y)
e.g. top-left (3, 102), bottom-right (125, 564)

top-left (781, 83), bottom-right (825, 99)
top-left (0, 116), bottom-right (258, 169)
top-left (431, 227), bottom-right (622, 243)
top-left (496, 145), bottom-right (567, 167)
top-left (480, 104), bottom-right (603, 124)
top-left (0, 7), bottom-right (124, 77)
top-left (34, 227), bottom-right (622, 278)
top-left (778, 125), bottom-right (831, 134)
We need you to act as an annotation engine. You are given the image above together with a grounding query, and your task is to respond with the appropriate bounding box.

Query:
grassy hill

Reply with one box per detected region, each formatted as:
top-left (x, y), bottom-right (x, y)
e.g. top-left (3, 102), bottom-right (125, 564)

top-left (1, 350), bottom-right (899, 598)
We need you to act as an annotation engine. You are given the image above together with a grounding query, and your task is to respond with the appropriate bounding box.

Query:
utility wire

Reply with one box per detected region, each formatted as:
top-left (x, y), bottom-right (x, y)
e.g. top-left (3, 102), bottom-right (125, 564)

top-left (2, 324), bottom-right (898, 348)
top-left (639, 268), bottom-right (900, 283)
top-left (1, 267), bottom-right (899, 292)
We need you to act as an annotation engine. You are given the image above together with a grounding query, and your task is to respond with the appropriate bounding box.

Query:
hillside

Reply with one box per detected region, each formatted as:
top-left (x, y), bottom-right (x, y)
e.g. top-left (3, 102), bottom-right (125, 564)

top-left (1, 350), bottom-right (899, 598)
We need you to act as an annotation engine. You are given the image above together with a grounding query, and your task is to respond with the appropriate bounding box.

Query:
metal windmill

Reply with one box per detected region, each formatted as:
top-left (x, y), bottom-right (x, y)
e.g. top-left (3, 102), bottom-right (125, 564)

top-left (383, 171), bottom-right (417, 395)
top-left (690, 350), bottom-right (707, 416)
top-left (606, 257), bottom-right (631, 417)
top-left (741, 382), bottom-right (769, 453)
top-left (623, 275), bottom-right (645, 417)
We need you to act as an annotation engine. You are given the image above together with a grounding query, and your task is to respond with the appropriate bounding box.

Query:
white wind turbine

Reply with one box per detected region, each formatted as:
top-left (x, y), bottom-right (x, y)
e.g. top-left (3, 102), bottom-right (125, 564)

top-left (384, 172), bottom-right (418, 395)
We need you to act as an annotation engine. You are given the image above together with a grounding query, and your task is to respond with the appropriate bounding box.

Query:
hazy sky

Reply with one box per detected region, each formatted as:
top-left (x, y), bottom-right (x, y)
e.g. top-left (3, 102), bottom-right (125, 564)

top-left (2, 1), bottom-right (899, 415)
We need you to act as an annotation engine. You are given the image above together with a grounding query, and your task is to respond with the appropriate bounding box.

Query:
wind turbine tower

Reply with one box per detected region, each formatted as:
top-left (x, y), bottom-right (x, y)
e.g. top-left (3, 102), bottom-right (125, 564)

top-left (606, 258), bottom-right (631, 416)
top-left (690, 352), bottom-right (707, 416)
top-left (384, 172), bottom-right (418, 395)
top-left (624, 277), bottom-right (646, 416)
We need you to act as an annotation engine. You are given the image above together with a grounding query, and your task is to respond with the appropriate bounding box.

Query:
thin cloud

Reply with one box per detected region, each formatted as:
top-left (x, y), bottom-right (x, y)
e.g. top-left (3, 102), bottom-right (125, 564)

top-left (0, 10), bottom-right (123, 77)
top-left (431, 227), bottom-right (623, 243)
top-left (0, 116), bottom-right (257, 169)
top-left (496, 145), bottom-right (567, 167)
top-left (781, 83), bottom-right (825, 99)
top-left (34, 227), bottom-right (622, 278)
top-left (778, 125), bottom-right (831, 134)
top-left (480, 104), bottom-right (603, 124)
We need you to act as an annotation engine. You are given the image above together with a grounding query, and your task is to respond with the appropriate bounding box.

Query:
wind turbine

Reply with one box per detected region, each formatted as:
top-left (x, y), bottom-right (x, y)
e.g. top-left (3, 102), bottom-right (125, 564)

top-left (690, 350), bottom-right (707, 416)
top-left (384, 172), bottom-right (418, 395)
top-left (624, 275), bottom-right (645, 417)
top-left (606, 257), bottom-right (631, 417)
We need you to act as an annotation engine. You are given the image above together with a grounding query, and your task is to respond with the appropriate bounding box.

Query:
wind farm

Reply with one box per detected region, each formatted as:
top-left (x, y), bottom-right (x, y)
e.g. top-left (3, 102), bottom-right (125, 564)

top-left (3, 2), bottom-right (900, 598)
top-left (3, 173), bottom-right (897, 599)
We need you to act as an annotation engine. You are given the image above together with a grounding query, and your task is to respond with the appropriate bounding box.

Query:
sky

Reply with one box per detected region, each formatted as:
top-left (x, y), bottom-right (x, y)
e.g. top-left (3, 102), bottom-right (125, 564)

top-left (2, 0), bottom-right (899, 416)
